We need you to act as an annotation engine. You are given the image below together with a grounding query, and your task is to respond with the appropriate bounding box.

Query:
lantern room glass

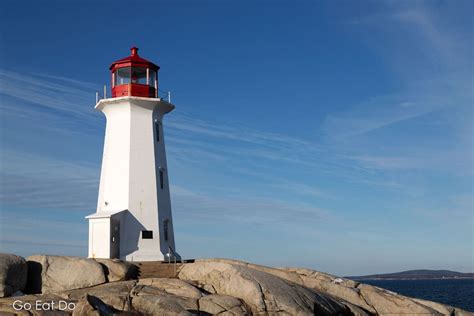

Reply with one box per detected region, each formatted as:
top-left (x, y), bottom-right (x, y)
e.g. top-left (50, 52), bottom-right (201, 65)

top-left (114, 67), bottom-right (156, 87)
top-left (115, 67), bottom-right (131, 86)
top-left (149, 69), bottom-right (157, 87)
top-left (131, 67), bottom-right (147, 85)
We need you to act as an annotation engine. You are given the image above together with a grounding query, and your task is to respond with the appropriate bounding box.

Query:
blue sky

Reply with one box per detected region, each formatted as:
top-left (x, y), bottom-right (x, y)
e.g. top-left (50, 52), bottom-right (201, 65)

top-left (0, 0), bottom-right (472, 276)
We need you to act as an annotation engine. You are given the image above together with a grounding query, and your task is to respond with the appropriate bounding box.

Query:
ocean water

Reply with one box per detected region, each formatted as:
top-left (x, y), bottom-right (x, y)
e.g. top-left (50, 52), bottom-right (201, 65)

top-left (361, 279), bottom-right (474, 312)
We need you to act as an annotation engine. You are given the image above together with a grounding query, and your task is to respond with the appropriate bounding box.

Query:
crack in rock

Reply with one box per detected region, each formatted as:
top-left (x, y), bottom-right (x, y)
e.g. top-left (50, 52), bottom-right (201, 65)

top-left (255, 281), bottom-right (268, 313)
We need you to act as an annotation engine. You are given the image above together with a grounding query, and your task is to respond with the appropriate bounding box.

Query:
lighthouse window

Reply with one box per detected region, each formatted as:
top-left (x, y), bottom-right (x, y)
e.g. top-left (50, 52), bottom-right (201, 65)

top-left (142, 230), bottom-right (153, 239)
top-left (115, 67), bottom-right (131, 85)
top-left (155, 121), bottom-right (160, 142)
top-left (131, 67), bottom-right (147, 85)
top-left (163, 219), bottom-right (169, 241)
top-left (159, 169), bottom-right (164, 189)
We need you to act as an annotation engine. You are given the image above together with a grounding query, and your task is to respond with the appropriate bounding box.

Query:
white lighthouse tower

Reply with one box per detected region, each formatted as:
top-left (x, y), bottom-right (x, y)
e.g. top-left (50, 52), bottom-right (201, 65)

top-left (86, 47), bottom-right (179, 262)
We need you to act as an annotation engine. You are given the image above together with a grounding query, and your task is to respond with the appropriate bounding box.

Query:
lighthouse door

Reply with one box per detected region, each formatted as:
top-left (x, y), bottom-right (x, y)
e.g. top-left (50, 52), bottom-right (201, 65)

top-left (110, 220), bottom-right (120, 259)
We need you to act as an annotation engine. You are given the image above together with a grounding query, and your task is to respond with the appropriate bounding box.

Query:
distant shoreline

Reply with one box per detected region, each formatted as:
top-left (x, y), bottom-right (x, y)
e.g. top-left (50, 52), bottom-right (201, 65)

top-left (350, 277), bottom-right (474, 281)
top-left (346, 269), bottom-right (474, 281)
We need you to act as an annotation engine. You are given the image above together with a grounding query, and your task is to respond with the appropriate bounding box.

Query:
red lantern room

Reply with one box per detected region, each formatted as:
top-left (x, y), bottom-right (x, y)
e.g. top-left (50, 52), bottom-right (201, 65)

top-left (110, 47), bottom-right (160, 98)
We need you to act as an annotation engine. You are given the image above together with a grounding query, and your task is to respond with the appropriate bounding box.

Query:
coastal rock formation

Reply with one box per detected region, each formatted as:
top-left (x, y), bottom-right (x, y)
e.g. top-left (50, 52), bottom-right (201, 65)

top-left (178, 260), bottom-right (352, 315)
top-left (93, 258), bottom-right (138, 282)
top-left (199, 294), bottom-right (249, 315)
top-left (0, 293), bottom-right (68, 315)
top-left (193, 258), bottom-right (455, 315)
top-left (195, 259), bottom-right (375, 313)
top-left (60, 280), bottom-right (136, 312)
top-left (0, 253), bottom-right (472, 315)
top-left (26, 255), bottom-right (106, 294)
top-left (136, 278), bottom-right (204, 299)
top-left (0, 254), bottom-right (27, 297)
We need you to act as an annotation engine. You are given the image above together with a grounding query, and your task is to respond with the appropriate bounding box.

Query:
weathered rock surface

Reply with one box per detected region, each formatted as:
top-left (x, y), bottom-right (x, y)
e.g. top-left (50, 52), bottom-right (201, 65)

top-left (131, 281), bottom-right (250, 315)
top-left (132, 278), bottom-right (250, 315)
top-left (93, 258), bottom-right (138, 282)
top-left (59, 280), bottom-right (136, 312)
top-left (71, 296), bottom-right (100, 316)
top-left (26, 255), bottom-right (106, 294)
top-left (131, 291), bottom-right (198, 315)
top-left (178, 260), bottom-right (353, 315)
top-left (72, 294), bottom-right (123, 316)
top-left (194, 258), bottom-right (472, 316)
top-left (413, 297), bottom-right (456, 315)
top-left (356, 283), bottom-right (441, 315)
top-left (137, 278), bottom-right (203, 299)
top-left (0, 255), bottom-right (471, 315)
top-left (0, 293), bottom-right (75, 315)
top-left (198, 294), bottom-right (249, 315)
top-left (0, 254), bottom-right (28, 298)
top-left (197, 258), bottom-right (375, 313)
top-left (62, 277), bottom-right (248, 315)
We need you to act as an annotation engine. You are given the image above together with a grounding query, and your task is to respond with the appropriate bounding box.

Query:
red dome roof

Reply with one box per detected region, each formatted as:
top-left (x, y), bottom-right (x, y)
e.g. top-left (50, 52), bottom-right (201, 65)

top-left (110, 47), bottom-right (160, 72)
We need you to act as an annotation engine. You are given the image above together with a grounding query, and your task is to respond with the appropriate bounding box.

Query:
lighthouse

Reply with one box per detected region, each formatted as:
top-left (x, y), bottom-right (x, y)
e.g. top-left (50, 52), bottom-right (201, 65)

top-left (86, 47), bottom-right (179, 262)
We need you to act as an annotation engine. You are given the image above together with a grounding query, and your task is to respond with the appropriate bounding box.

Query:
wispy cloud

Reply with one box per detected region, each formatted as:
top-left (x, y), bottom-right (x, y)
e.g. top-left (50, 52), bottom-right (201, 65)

top-left (389, 7), bottom-right (467, 70)
top-left (171, 184), bottom-right (330, 225)
top-left (0, 206), bottom-right (88, 256)
top-left (350, 155), bottom-right (424, 171)
top-left (168, 115), bottom-right (311, 149)
top-left (322, 97), bottom-right (440, 139)
top-left (0, 149), bottom-right (99, 211)
top-left (330, 3), bottom-right (472, 141)
top-left (0, 69), bottom-right (99, 119)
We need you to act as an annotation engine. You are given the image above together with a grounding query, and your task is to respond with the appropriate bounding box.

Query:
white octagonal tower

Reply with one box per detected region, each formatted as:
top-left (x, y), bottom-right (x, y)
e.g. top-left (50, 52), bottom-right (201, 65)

top-left (86, 47), bottom-right (179, 262)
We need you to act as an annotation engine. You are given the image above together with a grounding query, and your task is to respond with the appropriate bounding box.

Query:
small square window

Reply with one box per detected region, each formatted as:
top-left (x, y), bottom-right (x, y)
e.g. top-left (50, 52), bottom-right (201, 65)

top-left (155, 121), bottom-right (160, 142)
top-left (142, 230), bottom-right (153, 239)
top-left (159, 169), bottom-right (164, 189)
top-left (163, 219), bottom-right (169, 241)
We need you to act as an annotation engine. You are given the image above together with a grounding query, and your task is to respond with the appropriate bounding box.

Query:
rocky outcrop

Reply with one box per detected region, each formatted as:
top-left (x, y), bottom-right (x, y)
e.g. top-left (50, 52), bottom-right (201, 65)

top-left (0, 255), bottom-right (471, 315)
top-left (131, 278), bottom-right (250, 315)
top-left (0, 278), bottom-right (250, 315)
top-left (60, 280), bottom-right (136, 312)
top-left (199, 294), bottom-right (249, 315)
top-left (192, 258), bottom-right (463, 316)
top-left (0, 293), bottom-right (72, 315)
top-left (136, 278), bottom-right (203, 299)
top-left (356, 283), bottom-right (440, 315)
top-left (1, 276), bottom-right (247, 314)
top-left (93, 258), bottom-right (138, 282)
top-left (26, 255), bottom-right (106, 294)
top-left (196, 258), bottom-right (376, 313)
top-left (0, 254), bottom-right (28, 297)
top-left (178, 260), bottom-right (354, 315)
